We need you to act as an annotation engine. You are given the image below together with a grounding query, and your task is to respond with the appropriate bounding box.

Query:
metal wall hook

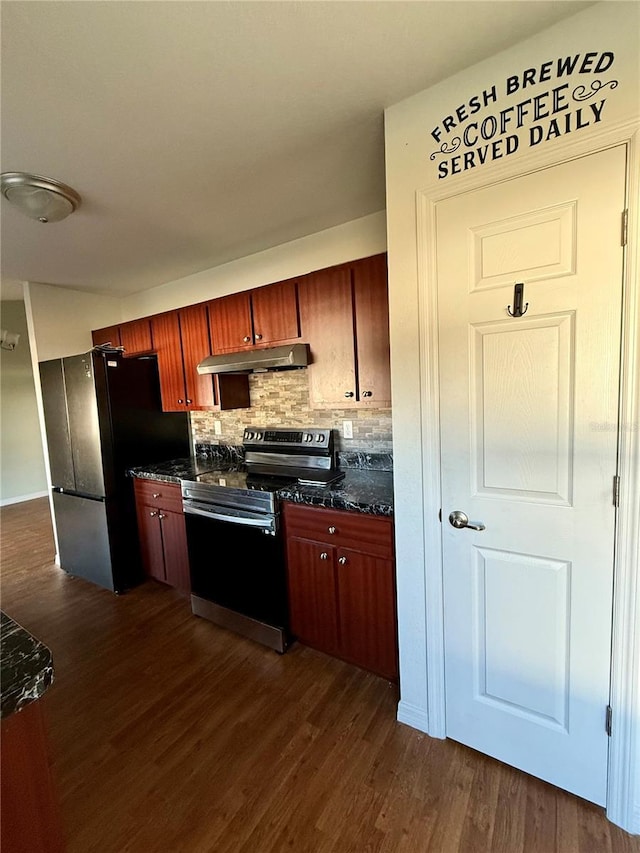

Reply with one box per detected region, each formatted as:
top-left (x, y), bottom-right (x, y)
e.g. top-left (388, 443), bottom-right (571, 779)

top-left (507, 282), bottom-right (528, 317)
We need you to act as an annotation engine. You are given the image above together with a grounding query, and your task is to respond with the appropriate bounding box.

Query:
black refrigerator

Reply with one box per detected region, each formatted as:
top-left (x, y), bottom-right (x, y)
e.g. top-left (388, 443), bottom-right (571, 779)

top-left (39, 350), bottom-right (191, 593)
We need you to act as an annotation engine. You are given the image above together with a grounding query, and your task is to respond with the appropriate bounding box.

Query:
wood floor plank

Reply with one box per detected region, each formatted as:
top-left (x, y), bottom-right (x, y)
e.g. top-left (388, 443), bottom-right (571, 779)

top-left (1, 497), bottom-right (638, 853)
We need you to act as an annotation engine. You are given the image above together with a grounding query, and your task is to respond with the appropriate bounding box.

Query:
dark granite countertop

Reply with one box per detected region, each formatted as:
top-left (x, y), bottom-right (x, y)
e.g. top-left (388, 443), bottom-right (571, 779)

top-left (129, 456), bottom-right (219, 484)
top-left (129, 446), bottom-right (394, 515)
top-left (1, 612), bottom-right (54, 719)
top-left (277, 468), bottom-right (394, 516)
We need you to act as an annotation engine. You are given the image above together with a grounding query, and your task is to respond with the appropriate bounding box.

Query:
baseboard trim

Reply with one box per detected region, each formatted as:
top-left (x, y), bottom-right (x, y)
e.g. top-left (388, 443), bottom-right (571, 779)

top-left (0, 490), bottom-right (48, 507)
top-left (396, 700), bottom-right (431, 734)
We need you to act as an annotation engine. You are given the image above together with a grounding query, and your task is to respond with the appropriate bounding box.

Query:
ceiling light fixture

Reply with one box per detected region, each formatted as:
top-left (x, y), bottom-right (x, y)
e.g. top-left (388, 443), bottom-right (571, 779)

top-left (0, 172), bottom-right (81, 223)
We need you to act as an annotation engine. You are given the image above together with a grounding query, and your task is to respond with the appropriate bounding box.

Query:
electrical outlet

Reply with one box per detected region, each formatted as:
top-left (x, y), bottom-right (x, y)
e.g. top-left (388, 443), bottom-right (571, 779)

top-left (214, 420), bottom-right (222, 435)
top-left (343, 420), bottom-right (353, 439)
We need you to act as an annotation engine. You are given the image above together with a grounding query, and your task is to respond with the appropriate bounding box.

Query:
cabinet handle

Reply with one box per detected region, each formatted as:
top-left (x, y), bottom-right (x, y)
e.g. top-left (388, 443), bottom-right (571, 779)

top-left (344, 391), bottom-right (354, 398)
top-left (255, 333), bottom-right (263, 341)
top-left (243, 336), bottom-right (251, 343)
top-left (338, 556), bottom-right (348, 566)
top-left (362, 390), bottom-right (373, 398)
top-left (328, 526), bottom-right (337, 535)
top-left (186, 399), bottom-right (192, 405)
top-left (152, 493), bottom-right (161, 499)
top-left (149, 511), bottom-right (158, 517)
top-left (158, 514), bottom-right (166, 520)
top-left (319, 552), bottom-right (329, 560)
top-left (178, 399), bottom-right (184, 405)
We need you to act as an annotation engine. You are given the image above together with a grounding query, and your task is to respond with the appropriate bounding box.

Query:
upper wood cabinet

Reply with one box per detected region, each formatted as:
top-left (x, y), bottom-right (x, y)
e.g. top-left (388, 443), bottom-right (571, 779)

top-left (298, 253), bottom-right (390, 409)
top-left (120, 319), bottom-right (153, 356)
top-left (150, 305), bottom-right (250, 413)
top-left (91, 324), bottom-right (121, 348)
top-left (208, 279), bottom-right (300, 354)
top-left (91, 318), bottom-right (153, 357)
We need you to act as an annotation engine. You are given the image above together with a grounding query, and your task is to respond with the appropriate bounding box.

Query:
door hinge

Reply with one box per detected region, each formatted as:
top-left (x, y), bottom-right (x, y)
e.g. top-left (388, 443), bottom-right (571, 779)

top-left (613, 475), bottom-right (620, 508)
top-left (606, 704), bottom-right (613, 737)
top-left (621, 209), bottom-right (628, 247)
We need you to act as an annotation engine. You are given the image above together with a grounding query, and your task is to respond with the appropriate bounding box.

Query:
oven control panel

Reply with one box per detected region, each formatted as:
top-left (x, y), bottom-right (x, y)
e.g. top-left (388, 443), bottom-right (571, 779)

top-left (243, 427), bottom-right (332, 450)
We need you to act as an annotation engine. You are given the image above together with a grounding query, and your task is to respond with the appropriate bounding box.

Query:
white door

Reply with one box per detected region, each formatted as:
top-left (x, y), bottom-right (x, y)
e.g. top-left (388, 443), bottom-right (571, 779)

top-left (436, 146), bottom-right (626, 806)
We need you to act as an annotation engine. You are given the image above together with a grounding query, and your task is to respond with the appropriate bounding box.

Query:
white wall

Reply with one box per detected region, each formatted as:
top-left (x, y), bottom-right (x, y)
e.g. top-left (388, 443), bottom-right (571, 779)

top-left (0, 300), bottom-right (48, 504)
top-left (384, 0), bottom-right (639, 832)
top-left (26, 283), bottom-right (122, 363)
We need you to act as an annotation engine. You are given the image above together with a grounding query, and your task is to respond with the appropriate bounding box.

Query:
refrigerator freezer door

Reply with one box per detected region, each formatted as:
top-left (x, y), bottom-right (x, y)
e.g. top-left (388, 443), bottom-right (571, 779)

top-left (53, 491), bottom-right (114, 592)
top-left (62, 354), bottom-right (106, 498)
top-left (39, 359), bottom-right (75, 491)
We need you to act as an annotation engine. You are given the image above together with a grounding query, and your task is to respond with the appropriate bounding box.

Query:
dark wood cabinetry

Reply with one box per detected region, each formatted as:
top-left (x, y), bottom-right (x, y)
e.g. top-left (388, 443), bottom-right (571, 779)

top-left (92, 319), bottom-right (153, 357)
top-left (298, 253), bottom-right (390, 409)
top-left (91, 324), bottom-right (121, 348)
top-left (283, 502), bottom-right (398, 681)
top-left (92, 252), bottom-right (390, 414)
top-left (133, 479), bottom-right (190, 594)
top-left (209, 278), bottom-right (300, 353)
top-left (150, 306), bottom-right (250, 413)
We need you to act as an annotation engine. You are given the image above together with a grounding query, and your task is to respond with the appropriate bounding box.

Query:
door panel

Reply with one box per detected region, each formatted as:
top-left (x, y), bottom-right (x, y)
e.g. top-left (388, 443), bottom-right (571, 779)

top-left (53, 491), bottom-right (114, 591)
top-left (437, 146), bottom-right (626, 806)
top-left (470, 202), bottom-right (577, 290)
top-left (39, 359), bottom-right (75, 491)
top-left (251, 280), bottom-right (300, 345)
top-left (471, 313), bottom-right (574, 503)
top-left (179, 304), bottom-right (216, 409)
top-left (62, 354), bottom-right (105, 498)
top-left (150, 312), bottom-right (187, 412)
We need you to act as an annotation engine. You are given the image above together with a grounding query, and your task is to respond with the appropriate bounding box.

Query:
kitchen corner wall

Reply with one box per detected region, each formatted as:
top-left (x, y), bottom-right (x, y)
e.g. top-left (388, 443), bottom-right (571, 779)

top-left (190, 369), bottom-right (392, 452)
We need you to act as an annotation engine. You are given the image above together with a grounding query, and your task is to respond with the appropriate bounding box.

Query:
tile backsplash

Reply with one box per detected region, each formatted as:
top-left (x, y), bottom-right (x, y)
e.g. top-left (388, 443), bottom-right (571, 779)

top-left (190, 369), bottom-right (393, 452)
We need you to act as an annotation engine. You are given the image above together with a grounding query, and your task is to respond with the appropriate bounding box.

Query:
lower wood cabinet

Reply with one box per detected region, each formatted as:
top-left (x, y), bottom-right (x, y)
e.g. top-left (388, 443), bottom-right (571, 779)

top-left (133, 478), bottom-right (190, 594)
top-left (283, 502), bottom-right (398, 681)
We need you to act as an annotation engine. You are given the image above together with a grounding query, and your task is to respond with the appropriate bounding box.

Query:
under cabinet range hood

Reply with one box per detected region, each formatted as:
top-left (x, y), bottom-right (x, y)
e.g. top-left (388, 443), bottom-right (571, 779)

top-left (197, 343), bottom-right (310, 375)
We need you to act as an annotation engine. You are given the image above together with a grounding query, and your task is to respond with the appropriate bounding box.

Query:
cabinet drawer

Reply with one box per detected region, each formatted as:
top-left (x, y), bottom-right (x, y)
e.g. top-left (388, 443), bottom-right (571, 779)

top-left (283, 503), bottom-right (393, 559)
top-left (133, 478), bottom-right (183, 513)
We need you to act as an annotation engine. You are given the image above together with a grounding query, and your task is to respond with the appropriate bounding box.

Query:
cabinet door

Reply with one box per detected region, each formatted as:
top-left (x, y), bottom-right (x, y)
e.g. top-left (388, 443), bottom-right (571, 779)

top-left (298, 265), bottom-right (356, 408)
top-left (353, 254), bottom-right (391, 408)
top-left (92, 325), bottom-right (121, 348)
top-left (119, 319), bottom-right (153, 356)
top-left (159, 510), bottom-right (190, 594)
top-left (336, 548), bottom-right (398, 680)
top-left (178, 304), bottom-right (216, 409)
top-left (286, 537), bottom-right (339, 654)
top-left (150, 312), bottom-right (187, 412)
top-left (251, 279), bottom-right (300, 346)
top-left (136, 503), bottom-right (166, 583)
top-left (209, 292), bottom-right (253, 353)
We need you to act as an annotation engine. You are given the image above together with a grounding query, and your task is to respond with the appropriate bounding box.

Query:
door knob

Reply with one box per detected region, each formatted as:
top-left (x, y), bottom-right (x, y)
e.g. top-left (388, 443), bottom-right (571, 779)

top-left (243, 336), bottom-right (251, 343)
top-left (319, 552), bottom-right (329, 560)
top-left (338, 556), bottom-right (348, 565)
top-left (449, 510), bottom-right (485, 531)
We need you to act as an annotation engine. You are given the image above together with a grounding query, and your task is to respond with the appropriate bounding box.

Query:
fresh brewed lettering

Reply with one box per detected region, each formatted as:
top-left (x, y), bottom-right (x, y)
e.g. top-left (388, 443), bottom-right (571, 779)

top-left (430, 51), bottom-right (619, 179)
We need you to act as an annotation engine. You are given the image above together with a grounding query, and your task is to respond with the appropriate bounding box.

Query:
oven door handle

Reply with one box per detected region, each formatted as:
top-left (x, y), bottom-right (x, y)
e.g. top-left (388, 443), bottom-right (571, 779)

top-left (183, 502), bottom-right (277, 533)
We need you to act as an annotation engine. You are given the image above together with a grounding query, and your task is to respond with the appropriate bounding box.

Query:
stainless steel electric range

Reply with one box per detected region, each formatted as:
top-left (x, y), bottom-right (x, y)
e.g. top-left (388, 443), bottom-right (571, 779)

top-left (181, 427), bottom-right (344, 652)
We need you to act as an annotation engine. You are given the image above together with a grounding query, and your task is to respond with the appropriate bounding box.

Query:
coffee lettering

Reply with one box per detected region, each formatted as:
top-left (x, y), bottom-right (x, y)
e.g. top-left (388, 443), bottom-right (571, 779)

top-left (432, 50), bottom-right (617, 179)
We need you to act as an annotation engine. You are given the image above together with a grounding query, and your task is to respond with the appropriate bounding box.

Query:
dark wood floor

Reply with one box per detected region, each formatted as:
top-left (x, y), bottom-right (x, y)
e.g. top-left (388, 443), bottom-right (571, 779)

top-left (1, 497), bottom-right (638, 853)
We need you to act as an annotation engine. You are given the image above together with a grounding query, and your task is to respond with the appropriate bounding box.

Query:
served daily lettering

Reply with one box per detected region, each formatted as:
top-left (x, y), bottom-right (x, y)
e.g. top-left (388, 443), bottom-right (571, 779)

top-left (430, 52), bottom-right (618, 179)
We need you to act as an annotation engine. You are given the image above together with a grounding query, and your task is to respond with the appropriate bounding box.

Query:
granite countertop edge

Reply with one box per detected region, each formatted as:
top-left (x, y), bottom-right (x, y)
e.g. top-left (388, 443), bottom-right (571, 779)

top-left (1, 612), bottom-right (54, 720)
top-left (129, 450), bottom-right (394, 516)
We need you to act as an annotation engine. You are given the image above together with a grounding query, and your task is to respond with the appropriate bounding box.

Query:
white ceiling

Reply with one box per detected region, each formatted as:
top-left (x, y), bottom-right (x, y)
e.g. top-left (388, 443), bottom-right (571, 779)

top-left (1, 1), bottom-right (592, 298)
